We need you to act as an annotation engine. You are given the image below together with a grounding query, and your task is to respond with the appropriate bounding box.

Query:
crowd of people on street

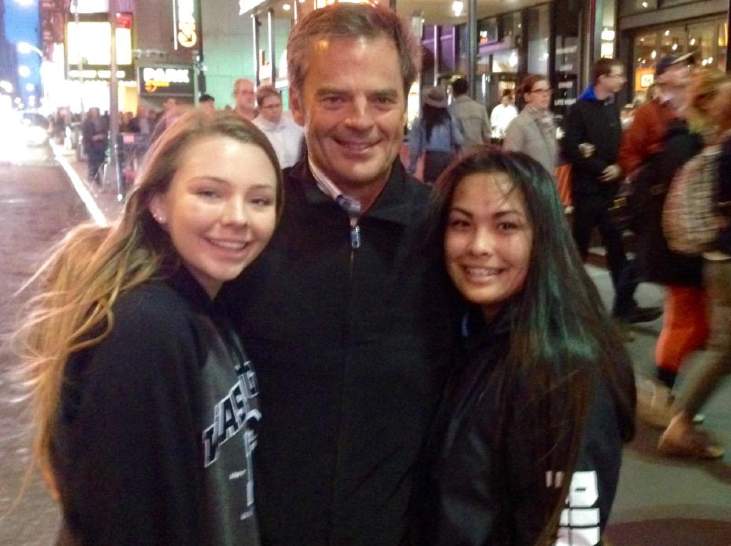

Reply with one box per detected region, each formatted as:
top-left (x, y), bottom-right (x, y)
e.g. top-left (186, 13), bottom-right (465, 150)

top-left (10, 2), bottom-right (730, 545)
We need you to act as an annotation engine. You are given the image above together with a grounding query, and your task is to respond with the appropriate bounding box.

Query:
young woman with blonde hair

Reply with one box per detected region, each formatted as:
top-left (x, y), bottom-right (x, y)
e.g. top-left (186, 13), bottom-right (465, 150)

top-left (15, 110), bottom-right (282, 545)
top-left (659, 74), bottom-right (731, 458)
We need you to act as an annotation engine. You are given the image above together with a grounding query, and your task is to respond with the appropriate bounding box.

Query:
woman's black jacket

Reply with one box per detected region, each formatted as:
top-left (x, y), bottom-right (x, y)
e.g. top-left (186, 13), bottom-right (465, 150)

top-left (412, 308), bottom-right (626, 546)
top-left (635, 120), bottom-right (704, 286)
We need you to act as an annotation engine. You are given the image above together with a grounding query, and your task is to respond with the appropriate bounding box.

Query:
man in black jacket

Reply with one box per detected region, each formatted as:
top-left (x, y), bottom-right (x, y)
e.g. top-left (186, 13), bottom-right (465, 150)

top-left (565, 58), bottom-right (661, 326)
top-left (225, 4), bottom-right (454, 546)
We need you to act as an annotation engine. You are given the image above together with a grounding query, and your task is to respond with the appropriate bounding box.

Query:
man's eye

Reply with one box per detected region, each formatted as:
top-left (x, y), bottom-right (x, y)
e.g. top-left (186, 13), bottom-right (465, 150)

top-left (322, 96), bottom-right (344, 106)
top-left (374, 96), bottom-right (396, 105)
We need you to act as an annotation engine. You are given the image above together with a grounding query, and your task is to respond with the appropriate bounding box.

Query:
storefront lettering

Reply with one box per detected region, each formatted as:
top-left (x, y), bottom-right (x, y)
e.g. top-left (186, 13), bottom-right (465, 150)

top-left (556, 46), bottom-right (578, 55)
top-left (68, 68), bottom-right (128, 80)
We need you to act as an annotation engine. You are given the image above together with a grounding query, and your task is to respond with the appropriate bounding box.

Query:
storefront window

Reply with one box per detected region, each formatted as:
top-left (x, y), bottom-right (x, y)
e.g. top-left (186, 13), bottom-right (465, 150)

top-left (718, 21), bottom-right (728, 72)
top-left (500, 11), bottom-right (522, 47)
top-left (492, 48), bottom-right (520, 73)
top-left (478, 17), bottom-right (499, 45)
top-left (687, 21), bottom-right (716, 68)
top-left (526, 5), bottom-right (549, 75)
top-left (633, 31), bottom-right (657, 95)
top-left (631, 18), bottom-right (728, 98)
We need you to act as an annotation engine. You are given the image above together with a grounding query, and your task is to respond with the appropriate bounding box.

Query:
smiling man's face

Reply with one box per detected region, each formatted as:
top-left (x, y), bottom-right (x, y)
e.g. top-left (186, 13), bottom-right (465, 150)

top-left (291, 36), bottom-right (406, 195)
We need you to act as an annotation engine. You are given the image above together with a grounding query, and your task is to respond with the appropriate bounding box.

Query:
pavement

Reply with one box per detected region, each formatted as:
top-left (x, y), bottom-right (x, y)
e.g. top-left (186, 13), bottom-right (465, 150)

top-left (0, 147), bottom-right (728, 545)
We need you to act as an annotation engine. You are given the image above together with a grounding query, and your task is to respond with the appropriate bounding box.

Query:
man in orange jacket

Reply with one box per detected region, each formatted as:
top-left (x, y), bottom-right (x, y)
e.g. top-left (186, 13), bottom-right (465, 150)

top-left (618, 52), bottom-right (694, 175)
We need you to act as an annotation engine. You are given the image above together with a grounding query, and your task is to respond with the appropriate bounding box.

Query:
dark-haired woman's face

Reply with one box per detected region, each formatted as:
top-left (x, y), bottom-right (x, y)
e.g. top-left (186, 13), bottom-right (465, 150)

top-left (444, 172), bottom-right (533, 319)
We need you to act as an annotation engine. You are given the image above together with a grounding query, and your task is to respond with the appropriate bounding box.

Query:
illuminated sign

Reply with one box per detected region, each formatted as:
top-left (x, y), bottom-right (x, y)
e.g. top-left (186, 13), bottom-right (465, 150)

top-left (138, 65), bottom-right (194, 97)
top-left (65, 15), bottom-right (134, 81)
top-left (174, 0), bottom-right (198, 49)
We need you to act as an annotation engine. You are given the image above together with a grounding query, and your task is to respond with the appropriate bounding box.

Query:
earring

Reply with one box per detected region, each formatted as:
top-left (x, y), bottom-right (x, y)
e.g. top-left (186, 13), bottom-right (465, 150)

top-left (152, 213), bottom-right (165, 223)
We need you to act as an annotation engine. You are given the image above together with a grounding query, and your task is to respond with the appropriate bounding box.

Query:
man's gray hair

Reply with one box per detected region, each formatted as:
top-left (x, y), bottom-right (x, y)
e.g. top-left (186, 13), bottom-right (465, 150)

top-left (287, 3), bottom-right (421, 97)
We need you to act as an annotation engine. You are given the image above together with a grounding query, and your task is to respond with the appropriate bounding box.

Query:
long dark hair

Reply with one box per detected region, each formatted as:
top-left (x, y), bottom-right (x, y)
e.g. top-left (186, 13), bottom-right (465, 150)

top-left (433, 148), bottom-right (636, 545)
top-left (423, 103), bottom-right (451, 142)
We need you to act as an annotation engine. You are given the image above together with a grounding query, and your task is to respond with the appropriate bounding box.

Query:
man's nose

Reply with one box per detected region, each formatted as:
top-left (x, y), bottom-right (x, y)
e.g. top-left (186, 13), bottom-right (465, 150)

top-left (344, 96), bottom-right (374, 130)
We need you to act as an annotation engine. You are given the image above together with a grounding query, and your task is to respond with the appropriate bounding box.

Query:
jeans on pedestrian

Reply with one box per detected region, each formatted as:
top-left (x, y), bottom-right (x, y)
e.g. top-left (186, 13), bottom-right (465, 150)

top-left (572, 195), bottom-right (638, 315)
top-left (677, 259), bottom-right (731, 416)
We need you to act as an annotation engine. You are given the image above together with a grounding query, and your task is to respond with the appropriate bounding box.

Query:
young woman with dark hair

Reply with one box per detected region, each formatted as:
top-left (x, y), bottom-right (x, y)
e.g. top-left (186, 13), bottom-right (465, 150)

top-left (15, 110), bottom-right (282, 545)
top-left (414, 149), bottom-right (636, 545)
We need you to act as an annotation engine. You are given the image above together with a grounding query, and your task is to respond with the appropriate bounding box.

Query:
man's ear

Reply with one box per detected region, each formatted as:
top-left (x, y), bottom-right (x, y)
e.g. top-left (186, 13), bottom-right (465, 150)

top-left (290, 88), bottom-right (306, 127)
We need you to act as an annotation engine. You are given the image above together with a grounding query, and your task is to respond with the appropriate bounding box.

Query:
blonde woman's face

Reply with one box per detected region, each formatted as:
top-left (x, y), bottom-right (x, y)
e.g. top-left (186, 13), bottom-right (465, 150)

top-left (149, 135), bottom-right (278, 297)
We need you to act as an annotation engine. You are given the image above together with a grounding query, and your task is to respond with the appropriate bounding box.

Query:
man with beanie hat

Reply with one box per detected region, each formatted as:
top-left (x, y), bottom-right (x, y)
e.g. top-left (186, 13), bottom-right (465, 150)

top-left (619, 52), bottom-right (695, 175)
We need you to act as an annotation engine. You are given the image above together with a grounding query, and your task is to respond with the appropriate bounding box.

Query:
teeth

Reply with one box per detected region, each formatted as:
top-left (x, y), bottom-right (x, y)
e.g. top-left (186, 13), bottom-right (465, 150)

top-left (342, 142), bottom-right (370, 150)
top-left (210, 239), bottom-right (247, 250)
top-left (465, 267), bottom-right (501, 277)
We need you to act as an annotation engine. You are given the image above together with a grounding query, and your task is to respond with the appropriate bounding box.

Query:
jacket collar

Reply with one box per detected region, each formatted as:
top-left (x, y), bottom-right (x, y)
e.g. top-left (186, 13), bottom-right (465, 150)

top-left (161, 261), bottom-right (221, 315)
top-left (287, 156), bottom-right (418, 226)
top-left (578, 85), bottom-right (615, 104)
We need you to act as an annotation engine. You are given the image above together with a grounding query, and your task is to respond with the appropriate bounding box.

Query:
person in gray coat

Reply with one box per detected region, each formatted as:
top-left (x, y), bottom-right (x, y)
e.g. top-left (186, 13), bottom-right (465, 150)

top-left (503, 74), bottom-right (557, 175)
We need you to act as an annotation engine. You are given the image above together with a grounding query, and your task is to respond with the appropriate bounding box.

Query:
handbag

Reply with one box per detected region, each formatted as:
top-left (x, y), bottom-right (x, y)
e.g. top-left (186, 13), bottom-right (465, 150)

top-left (608, 154), bottom-right (664, 233)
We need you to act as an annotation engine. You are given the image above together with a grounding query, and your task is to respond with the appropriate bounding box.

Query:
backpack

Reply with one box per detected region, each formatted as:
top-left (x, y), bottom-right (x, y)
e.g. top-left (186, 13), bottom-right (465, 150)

top-left (662, 144), bottom-right (722, 255)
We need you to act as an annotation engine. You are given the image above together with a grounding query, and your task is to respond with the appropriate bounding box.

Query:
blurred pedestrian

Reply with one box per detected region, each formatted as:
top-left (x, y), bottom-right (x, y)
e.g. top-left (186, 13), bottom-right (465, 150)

top-left (412, 149), bottom-right (635, 546)
top-left (233, 78), bottom-right (257, 121)
top-left (253, 85), bottom-right (304, 169)
top-left (619, 52), bottom-right (699, 405)
top-left (81, 107), bottom-right (108, 185)
top-left (565, 58), bottom-right (660, 331)
top-left (449, 77), bottom-right (490, 151)
top-left (198, 93), bottom-right (216, 114)
top-left (619, 53), bottom-right (695, 176)
top-left (503, 75), bottom-right (557, 175)
top-left (408, 86), bottom-right (463, 183)
top-left (15, 111), bottom-right (282, 545)
top-left (659, 75), bottom-right (731, 458)
top-left (489, 89), bottom-right (518, 142)
top-left (149, 97), bottom-right (180, 144)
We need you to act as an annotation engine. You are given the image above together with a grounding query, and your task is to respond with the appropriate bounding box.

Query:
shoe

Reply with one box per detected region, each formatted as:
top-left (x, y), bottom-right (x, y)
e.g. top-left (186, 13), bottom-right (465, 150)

top-left (614, 320), bottom-right (635, 342)
top-left (636, 379), bottom-right (674, 428)
top-left (658, 418), bottom-right (725, 459)
top-left (616, 306), bottom-right (663, 324)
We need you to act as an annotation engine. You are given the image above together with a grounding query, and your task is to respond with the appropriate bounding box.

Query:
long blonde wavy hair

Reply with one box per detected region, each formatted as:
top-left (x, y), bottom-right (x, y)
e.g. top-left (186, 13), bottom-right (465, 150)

top-left (14, 110), bottom-right (283, 491)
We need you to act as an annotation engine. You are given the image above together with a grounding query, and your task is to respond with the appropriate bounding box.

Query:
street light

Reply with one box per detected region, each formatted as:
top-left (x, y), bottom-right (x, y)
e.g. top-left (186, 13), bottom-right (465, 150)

top-left (0, 80), bottom-right (13, 94)
top-left (17, 41), bottom-right (43, 57)
top-left (18, 65), bottom-right (31, 78)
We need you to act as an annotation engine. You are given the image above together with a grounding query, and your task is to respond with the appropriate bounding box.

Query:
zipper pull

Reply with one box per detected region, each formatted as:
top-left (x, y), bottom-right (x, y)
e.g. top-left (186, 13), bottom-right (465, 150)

top-left (350, 224), bottom-right (361, 249)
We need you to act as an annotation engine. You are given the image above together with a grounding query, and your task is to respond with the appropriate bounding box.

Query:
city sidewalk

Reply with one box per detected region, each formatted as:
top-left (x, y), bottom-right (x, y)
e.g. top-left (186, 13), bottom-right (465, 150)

top-left (51, 143), bottom-right (125, 226)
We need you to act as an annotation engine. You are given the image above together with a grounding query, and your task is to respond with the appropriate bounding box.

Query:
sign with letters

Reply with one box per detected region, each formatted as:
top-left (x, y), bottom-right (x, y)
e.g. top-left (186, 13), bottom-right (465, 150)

top-left (138, 65), bottom-right (194, 97)
top-left (173, 0), bottom-right (199, 49)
